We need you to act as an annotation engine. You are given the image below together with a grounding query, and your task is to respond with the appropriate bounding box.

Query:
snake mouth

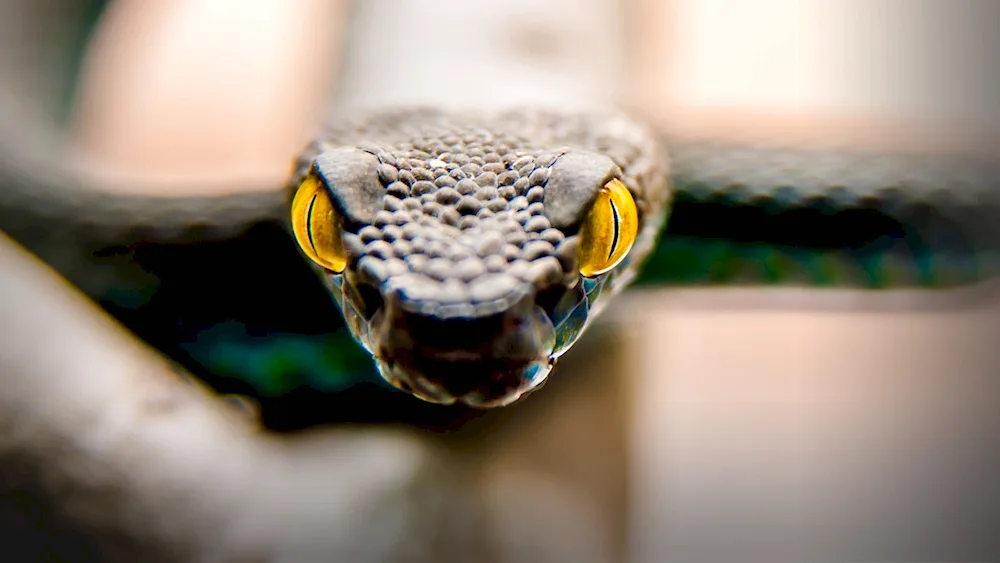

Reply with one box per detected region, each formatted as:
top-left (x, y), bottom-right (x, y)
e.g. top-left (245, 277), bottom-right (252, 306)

top-left (369, 290), bottom-right (558, 408)
top-left (328, 265), bottom-right (570, 407)
top-left (328, 265), bottom-right (611, 407)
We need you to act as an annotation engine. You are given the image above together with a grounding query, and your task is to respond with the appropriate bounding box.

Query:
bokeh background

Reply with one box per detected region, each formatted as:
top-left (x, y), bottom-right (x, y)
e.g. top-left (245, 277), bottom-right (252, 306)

top-left (1, 1), bottom-right (999, 561)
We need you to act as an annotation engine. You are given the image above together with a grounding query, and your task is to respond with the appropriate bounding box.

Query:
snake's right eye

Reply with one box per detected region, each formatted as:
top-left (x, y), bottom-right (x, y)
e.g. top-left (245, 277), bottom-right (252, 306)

top-left (291, 172), bottom-right (348, 273)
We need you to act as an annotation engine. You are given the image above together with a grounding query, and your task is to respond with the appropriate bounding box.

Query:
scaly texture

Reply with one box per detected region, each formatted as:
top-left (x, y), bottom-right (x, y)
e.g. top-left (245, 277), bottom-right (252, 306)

top-left (288, 107), bottom-right (668, 407)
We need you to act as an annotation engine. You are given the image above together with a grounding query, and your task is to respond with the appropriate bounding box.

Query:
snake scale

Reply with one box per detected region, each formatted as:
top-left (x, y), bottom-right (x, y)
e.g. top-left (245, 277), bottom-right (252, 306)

top-left (1, 4), bottom-right (999, 410)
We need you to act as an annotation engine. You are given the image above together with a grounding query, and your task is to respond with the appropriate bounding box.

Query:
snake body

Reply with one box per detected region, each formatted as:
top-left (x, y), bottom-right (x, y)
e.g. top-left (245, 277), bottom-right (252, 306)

top-left (0, 2), bottom-right (998, 407)
top-left (3, 103), bottom-right (1000, 408)
top-left (2, 103), bottom-right (1000, 407)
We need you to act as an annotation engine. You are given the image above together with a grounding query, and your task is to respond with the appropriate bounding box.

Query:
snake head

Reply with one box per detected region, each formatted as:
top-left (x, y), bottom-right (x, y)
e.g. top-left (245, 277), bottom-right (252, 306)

top-left (288, 110), bottom-right (665, 407)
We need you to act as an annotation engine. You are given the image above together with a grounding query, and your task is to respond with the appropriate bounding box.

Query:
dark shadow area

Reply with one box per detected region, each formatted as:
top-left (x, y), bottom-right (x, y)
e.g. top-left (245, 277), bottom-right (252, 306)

top-left (92, 222), bottom-right (482, 432)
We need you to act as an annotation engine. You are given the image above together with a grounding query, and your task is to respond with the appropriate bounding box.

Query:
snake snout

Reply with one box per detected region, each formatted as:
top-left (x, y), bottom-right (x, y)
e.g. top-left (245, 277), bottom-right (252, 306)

top-left (373, 283), bottom-right (557, 407)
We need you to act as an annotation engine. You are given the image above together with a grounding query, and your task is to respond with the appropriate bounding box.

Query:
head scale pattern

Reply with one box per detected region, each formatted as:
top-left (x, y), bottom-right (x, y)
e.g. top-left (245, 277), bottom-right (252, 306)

top-left (290, 108), bottom-right (668, 407)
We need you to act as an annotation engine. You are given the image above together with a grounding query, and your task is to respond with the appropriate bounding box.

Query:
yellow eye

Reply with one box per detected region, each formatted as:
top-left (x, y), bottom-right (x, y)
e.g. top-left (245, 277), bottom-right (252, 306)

top-left (291, 173), bottom-right (348, 273)
top-left (577, 178), bottom-right (638, 277)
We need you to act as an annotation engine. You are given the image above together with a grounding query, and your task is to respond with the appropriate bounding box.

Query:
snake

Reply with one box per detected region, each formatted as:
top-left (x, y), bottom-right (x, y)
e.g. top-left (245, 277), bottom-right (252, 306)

top-left (285, 108), bottom-right (667, 407)
top-left (1, 4), bottom-right (999, 411)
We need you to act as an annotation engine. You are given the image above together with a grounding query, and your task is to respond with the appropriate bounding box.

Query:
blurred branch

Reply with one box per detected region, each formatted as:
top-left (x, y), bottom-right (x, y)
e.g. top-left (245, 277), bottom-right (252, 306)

top-left (0, 231), bottom-right (485, 561)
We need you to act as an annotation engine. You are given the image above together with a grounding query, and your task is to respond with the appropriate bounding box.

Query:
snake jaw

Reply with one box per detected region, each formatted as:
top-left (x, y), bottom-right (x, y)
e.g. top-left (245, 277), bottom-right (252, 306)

top-left (377, 356), bottom-right (554, 408)
top-left (326, 265), bottom-right (560, 407)
top-left (368, 287), bottom-right (557, 408)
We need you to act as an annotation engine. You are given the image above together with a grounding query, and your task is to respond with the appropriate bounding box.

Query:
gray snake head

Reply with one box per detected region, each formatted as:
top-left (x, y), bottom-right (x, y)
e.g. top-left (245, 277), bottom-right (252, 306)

top-left (288, 108), bottom-right (668, 407)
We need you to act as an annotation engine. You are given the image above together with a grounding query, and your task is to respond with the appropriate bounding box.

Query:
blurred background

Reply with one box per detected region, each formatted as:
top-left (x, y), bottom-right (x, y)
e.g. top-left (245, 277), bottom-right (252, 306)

top-left (1, 0), bottom-right (999, 561)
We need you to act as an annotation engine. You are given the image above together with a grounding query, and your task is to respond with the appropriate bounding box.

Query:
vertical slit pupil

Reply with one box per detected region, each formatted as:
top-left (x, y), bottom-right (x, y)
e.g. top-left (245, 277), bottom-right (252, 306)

top-left (305, 193), bottom-right (319, 254)
top-left (608, 196), bottom-right (620, 261)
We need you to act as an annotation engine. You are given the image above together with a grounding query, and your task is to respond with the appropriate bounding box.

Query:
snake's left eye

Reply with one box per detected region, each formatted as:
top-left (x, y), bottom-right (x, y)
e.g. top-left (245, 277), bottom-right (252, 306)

top-left (291, 172), bottom-right (348, 273)
top-left (577, 178), bottom-right (638, 277)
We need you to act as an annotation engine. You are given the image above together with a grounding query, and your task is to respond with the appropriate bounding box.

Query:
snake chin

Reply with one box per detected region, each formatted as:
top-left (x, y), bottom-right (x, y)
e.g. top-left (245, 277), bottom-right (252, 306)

top-left (370, 293), bottom-right (558, 408)
top-left (376, 356), bottom-right (554, 408)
